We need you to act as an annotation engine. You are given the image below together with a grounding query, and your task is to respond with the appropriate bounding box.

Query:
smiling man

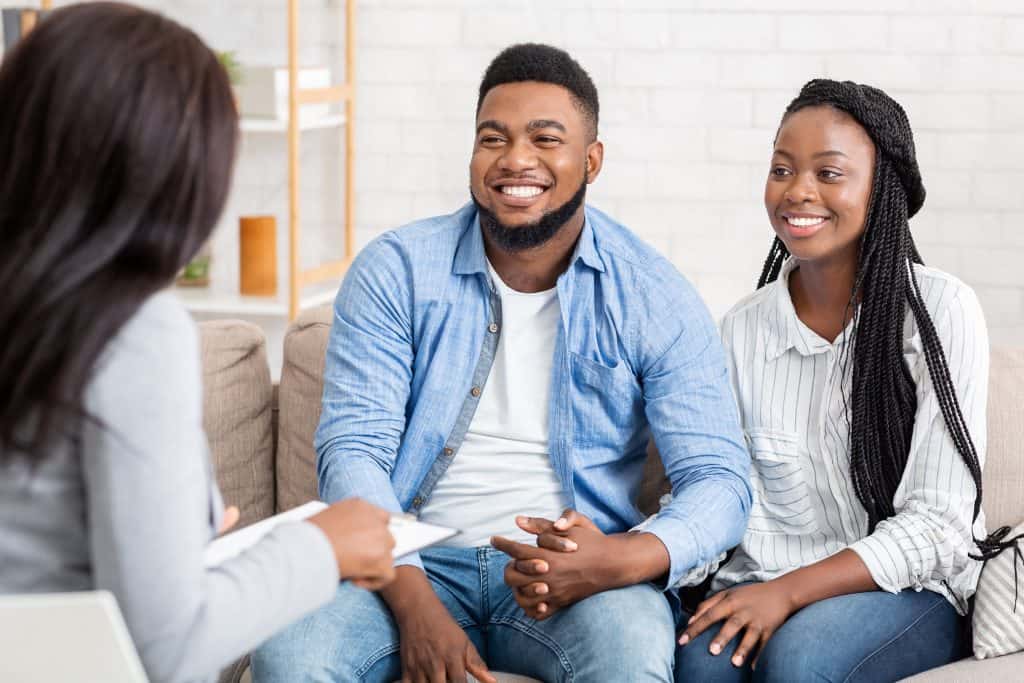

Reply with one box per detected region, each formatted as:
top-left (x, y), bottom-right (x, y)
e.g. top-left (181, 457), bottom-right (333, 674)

top-left (252, 44), bottom-right (751, 683)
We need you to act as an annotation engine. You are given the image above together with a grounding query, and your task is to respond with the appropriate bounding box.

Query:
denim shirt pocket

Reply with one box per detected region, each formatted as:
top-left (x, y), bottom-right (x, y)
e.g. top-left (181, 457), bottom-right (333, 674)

top-left (570, 351), bottom-right (643, 450)
top-left (745, 428), bottom-right (818, 536)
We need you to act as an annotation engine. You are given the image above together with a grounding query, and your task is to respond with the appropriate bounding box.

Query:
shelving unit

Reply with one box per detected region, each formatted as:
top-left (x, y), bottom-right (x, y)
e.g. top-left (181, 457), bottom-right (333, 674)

top-left (239, 114), bottom-right (346, 134)
top-left (178, 0), bottom-right (357, 321)
top-left (27, 1), bottom-right (355, 322)
top-left (174, 286), bottom-right (337, 317)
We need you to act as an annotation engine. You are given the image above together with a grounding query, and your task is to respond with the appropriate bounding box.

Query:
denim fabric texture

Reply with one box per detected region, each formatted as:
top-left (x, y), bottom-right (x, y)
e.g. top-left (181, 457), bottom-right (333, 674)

top-left (674, 586), bottom-right (966, 683)
top-left (251, 546), bottom-right (677, 682)
top-left (314, 202), bottom-right (752, 586)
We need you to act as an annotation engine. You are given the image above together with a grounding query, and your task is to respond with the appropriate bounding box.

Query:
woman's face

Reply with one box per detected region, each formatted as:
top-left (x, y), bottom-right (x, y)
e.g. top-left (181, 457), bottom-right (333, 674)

top-left (764, 105), bottom-right (876, 267)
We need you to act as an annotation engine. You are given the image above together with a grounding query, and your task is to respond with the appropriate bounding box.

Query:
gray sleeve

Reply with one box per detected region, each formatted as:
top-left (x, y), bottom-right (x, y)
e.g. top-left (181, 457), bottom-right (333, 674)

top-left (82, 293), bottom-right (339, 683)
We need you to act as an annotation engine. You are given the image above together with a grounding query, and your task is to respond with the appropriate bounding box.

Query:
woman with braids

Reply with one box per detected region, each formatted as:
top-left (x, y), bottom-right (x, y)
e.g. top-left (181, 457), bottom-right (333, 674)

top-left (0, 4), bottom-right (395, 682)
top-left (497, 79), bottom-right (997, 682)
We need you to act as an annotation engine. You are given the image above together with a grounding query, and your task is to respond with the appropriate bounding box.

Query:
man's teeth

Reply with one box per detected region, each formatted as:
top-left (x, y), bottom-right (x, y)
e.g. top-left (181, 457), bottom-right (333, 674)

top-left (501, 185), bottom-right (544, 198)
top-left (786, 216), bottom-right (826, 227)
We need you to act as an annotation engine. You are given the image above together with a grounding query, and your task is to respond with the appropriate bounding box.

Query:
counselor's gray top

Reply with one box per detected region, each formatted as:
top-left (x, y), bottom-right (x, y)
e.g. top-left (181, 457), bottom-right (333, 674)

top-left (0, 292), bottom-right (339, 682)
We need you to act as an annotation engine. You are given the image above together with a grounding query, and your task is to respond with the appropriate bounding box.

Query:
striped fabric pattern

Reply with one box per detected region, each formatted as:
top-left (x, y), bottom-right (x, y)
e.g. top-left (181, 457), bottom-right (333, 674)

top-left (973, 523), bottom-right (1024, 659)
top-left (709, 258), bottom-right (989, 615)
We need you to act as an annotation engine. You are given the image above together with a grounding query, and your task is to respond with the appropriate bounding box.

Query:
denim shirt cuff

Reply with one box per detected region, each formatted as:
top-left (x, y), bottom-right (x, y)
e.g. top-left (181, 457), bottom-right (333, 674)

top-left (395, 551), bottom-right (425, 572)
top-left (641, 514), bottom-right (703, 590)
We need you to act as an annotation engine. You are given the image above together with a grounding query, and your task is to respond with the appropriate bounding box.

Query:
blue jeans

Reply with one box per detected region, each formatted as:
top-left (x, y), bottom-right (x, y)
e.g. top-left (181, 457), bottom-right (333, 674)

top-left (675, 587), bottom-right (966, 683)
top-left (252, 546), bottom-right (676, 682)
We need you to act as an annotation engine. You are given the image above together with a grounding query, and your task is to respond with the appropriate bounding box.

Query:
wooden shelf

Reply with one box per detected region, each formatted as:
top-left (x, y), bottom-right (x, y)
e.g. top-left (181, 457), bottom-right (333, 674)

top-left (240, 114), bottom-right (346, 133)
top-left (173, 285), bottom-right (337, 317)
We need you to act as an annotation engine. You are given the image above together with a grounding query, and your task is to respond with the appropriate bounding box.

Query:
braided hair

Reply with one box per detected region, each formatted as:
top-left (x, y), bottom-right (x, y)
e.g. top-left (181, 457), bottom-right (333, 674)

top-left (759, 79), bottom-right (1004, 559)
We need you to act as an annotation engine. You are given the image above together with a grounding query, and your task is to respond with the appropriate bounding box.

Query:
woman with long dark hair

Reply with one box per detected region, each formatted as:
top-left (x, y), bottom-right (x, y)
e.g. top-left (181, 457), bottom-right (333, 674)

top-left (0, 4), bottom-right (394, 681)
top-left (668, 78), bottom-right (992, 682)
top-left (496, 79), bottom-right (1003, 682)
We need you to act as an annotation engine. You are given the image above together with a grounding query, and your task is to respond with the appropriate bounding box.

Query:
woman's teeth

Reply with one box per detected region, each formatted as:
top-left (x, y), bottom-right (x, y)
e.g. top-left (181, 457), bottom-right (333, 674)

top-left (786, 216), bottom-right (826, 227)
top-left (501, 185), bottom-right (544, 198)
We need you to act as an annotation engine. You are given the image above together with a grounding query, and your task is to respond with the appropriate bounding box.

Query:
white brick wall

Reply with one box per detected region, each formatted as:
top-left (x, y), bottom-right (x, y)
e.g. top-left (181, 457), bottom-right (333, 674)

top-left (6, 0), bottom-right (1024, 351)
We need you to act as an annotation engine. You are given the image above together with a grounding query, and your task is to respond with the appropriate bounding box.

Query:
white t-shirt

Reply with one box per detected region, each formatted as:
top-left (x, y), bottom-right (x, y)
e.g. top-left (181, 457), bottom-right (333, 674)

top-left (418, 263), bottom-right (569, 547)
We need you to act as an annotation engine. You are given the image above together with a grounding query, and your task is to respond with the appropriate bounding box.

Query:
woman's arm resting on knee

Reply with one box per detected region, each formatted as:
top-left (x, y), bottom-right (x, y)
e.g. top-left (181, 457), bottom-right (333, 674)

top-left (680, 549), bottom-right (877, 668)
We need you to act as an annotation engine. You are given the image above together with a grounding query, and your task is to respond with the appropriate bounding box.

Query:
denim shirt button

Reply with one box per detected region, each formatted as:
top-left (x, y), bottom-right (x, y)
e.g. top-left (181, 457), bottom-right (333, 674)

top-left (488, 322), bottom-right (499, 333)
top-left (412, 496), bottom-right (423, 507)
top-left (443, 447), bottom-right (454, 456)
top-left (470, 386), bottom-right (481, 397)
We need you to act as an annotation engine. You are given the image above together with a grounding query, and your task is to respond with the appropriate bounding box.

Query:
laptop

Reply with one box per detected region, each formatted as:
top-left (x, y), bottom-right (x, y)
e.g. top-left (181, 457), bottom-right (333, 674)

top-left (0, 591), bottom-right (148, 682)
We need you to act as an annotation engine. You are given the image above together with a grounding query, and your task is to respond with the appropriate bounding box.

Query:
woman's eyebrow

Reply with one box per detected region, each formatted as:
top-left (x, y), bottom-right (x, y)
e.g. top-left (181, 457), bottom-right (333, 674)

top-left (771, 149), bottom-right (849, 160)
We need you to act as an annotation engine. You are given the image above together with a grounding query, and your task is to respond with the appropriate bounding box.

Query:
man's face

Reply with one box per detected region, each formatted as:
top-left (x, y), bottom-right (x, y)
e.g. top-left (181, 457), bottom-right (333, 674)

top-left (470, 81), bottom-right (601, 248)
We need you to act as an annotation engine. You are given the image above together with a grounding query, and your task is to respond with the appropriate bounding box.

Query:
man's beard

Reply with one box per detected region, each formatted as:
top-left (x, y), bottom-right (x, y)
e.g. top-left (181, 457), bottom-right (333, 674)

top-left (471, 175), bottom-right (588, 253)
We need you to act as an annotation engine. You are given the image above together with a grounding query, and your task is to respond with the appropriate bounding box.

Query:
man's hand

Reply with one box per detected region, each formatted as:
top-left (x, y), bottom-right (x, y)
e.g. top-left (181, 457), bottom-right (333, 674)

top-left (678, 580), bottom-right (798, 669)
top-left (496, 511), bottom-right (605, 618)
top-left (382, 567), bottom-right (496, 683)
top-left (492, 510), bottom-right (624, 620)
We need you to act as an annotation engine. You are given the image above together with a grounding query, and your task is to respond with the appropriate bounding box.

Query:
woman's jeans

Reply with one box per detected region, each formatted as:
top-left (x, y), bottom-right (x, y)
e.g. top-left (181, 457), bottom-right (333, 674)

top-left (675, 586), bottom-right (967, 683)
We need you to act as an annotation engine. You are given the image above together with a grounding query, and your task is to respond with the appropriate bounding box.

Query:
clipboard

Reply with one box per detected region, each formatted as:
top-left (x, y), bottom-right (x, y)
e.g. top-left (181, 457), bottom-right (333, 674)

top-left (204, 501), bottom-right (458, 568)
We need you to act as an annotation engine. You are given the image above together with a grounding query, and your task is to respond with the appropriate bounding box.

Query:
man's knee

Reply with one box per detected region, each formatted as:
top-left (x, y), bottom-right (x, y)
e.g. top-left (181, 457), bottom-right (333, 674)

top-left (561, 584), bottom-right (675, 676)
top-left (251, 583), bottom-right (399, 683)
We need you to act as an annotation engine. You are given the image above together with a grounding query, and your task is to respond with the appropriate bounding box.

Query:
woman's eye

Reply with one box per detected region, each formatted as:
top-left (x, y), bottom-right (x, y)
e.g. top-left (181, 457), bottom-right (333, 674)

top-left (819, 169), bottom-right (842, 180)
top-left (770, 166), bottom-right (791, 177)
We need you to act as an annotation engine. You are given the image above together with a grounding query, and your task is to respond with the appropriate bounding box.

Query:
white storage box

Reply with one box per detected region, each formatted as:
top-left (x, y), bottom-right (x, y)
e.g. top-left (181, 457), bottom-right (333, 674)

top-left (236, 65), bottom-right (332, 126)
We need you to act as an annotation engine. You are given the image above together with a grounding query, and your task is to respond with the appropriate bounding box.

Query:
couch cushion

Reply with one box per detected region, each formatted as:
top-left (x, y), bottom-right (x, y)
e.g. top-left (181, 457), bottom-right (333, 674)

top-left (971, 519), bottom-right (1024, 659)
top-left (983, 347), bottom-right (1024, 529)
top-left (276, 305), bottom-right (333, 513)
top-left (898, 651), bottom-right (1024, 682)
top-left (199, 319), bottom-right (275, 527)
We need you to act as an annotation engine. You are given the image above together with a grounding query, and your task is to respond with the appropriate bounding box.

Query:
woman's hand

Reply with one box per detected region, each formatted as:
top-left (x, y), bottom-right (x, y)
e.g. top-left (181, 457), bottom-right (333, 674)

top-left (217, 505), bottom-right (240, 535)
top-left (308, 498), bottom-right (396, 591)
top-left (678, 581), bottom-right (798, 669)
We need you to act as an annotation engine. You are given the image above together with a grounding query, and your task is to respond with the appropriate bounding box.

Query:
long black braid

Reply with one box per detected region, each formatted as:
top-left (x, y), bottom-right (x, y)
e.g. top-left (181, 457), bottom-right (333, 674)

top-left (759, 79), bottom-right (1008, 560)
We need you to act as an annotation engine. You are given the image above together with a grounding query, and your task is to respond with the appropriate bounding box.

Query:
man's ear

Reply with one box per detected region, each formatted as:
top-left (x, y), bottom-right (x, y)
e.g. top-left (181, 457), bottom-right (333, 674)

top-left (585, 140), bottom-right (604, 184)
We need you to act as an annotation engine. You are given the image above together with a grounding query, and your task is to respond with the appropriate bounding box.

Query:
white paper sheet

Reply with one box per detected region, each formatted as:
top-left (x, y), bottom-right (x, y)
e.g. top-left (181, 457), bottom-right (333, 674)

top-left (204, 501), bottom-right (458, 568)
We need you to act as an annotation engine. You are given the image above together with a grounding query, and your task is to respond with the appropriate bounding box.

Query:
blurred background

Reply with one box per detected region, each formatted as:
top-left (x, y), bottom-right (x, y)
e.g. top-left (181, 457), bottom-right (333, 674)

top-left (4, 0), bottom-right (1023, 370)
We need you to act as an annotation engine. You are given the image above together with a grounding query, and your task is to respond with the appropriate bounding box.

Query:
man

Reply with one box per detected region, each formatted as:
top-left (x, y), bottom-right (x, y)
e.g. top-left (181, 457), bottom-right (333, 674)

top-left (253, 43), bottom-right (751, 683)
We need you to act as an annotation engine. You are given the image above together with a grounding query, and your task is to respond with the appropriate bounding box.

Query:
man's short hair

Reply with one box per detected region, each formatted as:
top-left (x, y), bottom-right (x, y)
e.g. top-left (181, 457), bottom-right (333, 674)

top-left (477, 43), bottom-right (599, 140)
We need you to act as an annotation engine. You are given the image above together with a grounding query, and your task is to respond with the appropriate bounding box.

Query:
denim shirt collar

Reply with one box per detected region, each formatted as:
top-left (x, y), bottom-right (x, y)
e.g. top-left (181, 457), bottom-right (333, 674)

top-left (451, 202), bottom-right (606, 277)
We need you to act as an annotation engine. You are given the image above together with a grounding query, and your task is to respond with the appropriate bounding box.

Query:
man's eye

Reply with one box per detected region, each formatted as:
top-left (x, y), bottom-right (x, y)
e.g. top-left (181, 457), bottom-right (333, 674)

top-left (770, 166), bottom-right (790, 177)
top-left (480, 136), bottom-right (504, 145)
top-left (535, 136), bottom-right (561, 144)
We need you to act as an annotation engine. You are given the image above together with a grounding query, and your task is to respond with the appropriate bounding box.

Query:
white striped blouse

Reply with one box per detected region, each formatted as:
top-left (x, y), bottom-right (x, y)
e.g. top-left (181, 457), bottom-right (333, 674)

top-left (702, 257), bottom-right (989, 614)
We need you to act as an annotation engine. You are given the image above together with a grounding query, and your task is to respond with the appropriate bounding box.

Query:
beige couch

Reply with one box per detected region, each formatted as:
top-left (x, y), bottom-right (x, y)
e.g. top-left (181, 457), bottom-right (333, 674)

top-left (199, 307), bottom-right (1024, 683)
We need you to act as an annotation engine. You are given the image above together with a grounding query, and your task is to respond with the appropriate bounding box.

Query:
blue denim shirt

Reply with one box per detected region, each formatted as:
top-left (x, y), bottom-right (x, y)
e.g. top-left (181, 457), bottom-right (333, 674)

top-left (315, 202), bottom-right (751, 587)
